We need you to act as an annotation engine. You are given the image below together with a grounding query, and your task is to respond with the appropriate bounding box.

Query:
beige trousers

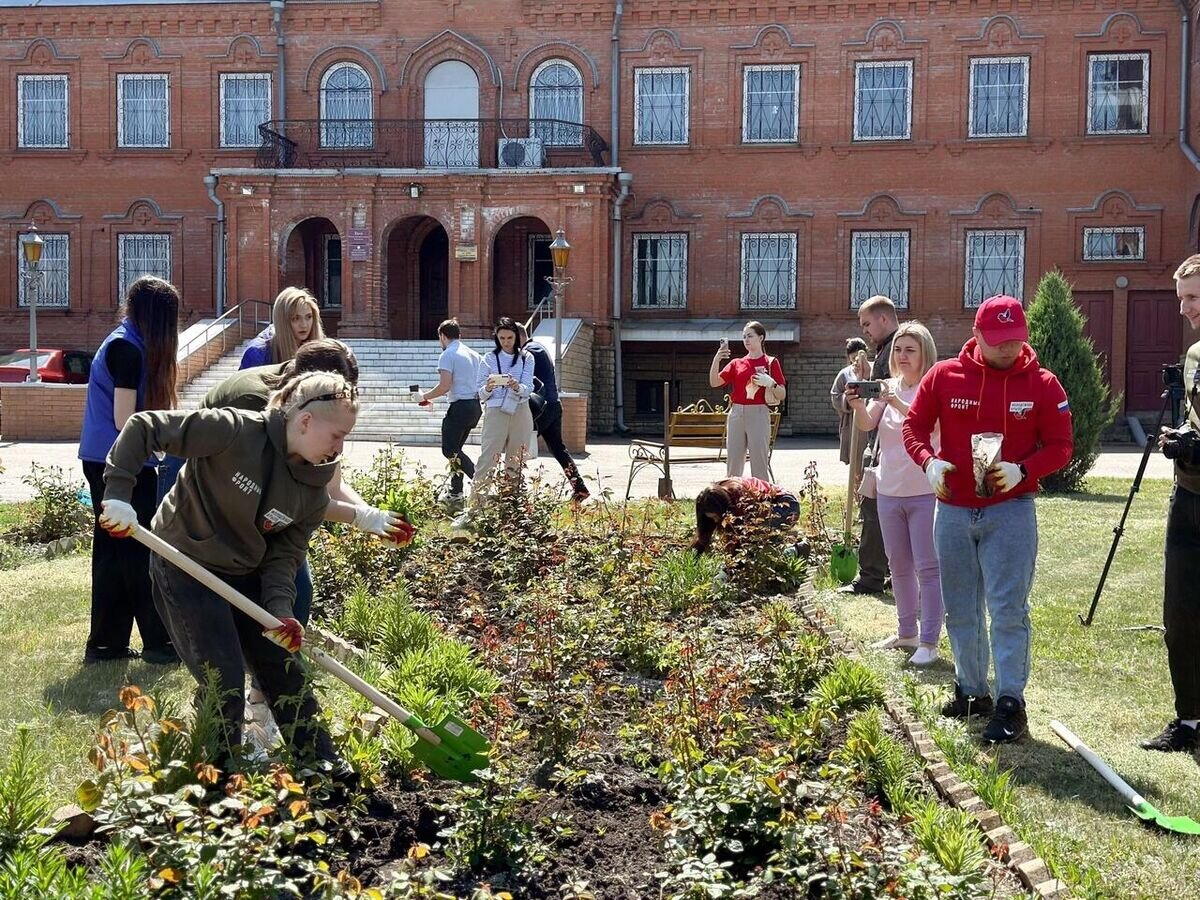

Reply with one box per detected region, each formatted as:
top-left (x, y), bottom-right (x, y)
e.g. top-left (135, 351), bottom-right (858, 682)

top-left (473, 403), bottom-right (535, 490)
top-left (726, 403), bottom-right (771, 479)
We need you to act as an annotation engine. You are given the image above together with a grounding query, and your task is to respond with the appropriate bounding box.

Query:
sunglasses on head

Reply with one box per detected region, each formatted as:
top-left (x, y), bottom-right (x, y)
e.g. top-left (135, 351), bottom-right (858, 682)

top-left (298, 385), bottom-right (358, 410)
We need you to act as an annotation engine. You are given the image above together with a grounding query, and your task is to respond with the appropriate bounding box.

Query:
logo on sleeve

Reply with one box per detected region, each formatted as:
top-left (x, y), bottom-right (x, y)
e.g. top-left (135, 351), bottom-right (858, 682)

top-left (262, 509), bottom-right (294, 531)
top-left (1057, 398), bottom-right (1070, 414)
top-left (1009, 401), bottom-right (1034, 420)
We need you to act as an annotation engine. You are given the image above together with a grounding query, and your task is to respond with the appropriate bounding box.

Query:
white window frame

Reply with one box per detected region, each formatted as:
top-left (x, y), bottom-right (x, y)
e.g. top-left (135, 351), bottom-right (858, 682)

top-left (742, 64), bottom-right (800, 144)
top-left (853, 60), bottom-right (913, 141)
top-left (17, 233), bottom-right (69, 308)
top-left (633, 66), bottom-right (690, 146)
top-left (739, 232), bottom-right (797, 310)
top-left (968, 56), bottom-right (1029, 139)
top-left (117, 73), bottom-right (170, 148)
top-left (527, 233), bottom-right (553, 309)
top-left (323, 234), bottom-right (343, 308)
top-left (319, 62), bottom-right (374, 148)
top-left (529, 59), bottom-right (584, 147)
top-left (219, 72), bottom-right (272, 148)
top-left (964, 229), bottom-right (1025, 308)
top-left (17, 74), bottom-right (69, 149)
top-left (1087, 52), bottom-right (1149, 135)
top-left (117, 234), bottom-right (172, 298)
top-left (850, 231), bottom-right (910, 309)
top-left (632, 233), bottom-right (689, 309)
top-left (1083, 226), bottom-right (1145, 261)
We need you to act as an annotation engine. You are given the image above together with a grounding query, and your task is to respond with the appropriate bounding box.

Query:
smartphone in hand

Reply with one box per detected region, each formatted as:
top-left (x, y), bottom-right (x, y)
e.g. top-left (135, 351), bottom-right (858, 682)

top-left (854, 380), bottom-right (885, 400)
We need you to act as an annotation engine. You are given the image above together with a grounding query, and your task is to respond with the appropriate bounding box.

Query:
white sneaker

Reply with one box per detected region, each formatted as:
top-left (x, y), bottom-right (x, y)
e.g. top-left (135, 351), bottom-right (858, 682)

top-left (908, 646), bottom-right (939, 666)
top-left (450, 510), bottom-right (471, 531)
top-left (871, 633), bottom-right (919, 651)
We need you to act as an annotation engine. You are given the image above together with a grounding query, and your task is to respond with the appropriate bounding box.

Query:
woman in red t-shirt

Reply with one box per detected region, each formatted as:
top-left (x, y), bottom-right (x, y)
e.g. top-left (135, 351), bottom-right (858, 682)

top-left (692, 476), bottom-right (800, 555)
top-left (709, 321), bottom-right (787, 479)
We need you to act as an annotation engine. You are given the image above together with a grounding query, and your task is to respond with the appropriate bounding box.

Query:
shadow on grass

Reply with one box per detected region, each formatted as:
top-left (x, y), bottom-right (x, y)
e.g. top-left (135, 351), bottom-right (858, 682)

top-left (43, 660), bottom-right (178, 716)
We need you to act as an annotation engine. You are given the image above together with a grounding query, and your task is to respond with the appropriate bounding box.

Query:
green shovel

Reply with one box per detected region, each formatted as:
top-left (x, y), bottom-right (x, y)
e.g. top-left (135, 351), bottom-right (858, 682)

top-left (130, 526), bottom-right (490, 783)
top-left (1051, 720), bottom-right (1200, 836)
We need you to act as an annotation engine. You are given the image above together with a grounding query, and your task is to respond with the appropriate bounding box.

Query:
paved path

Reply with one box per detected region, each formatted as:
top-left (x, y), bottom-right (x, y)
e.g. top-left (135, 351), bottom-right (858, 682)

top-left (0, 436), bottom-right (1172, 504)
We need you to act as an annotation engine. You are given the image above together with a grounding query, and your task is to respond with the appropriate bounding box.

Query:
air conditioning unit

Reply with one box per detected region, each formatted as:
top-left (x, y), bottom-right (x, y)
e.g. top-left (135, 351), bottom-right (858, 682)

top-left (498, 137), bottom-right (544, 168)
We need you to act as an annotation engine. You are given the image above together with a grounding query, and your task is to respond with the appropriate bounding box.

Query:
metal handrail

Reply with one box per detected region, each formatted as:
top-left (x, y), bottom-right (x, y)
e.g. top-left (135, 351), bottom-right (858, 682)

top-left (179, 299), bottom-right (272, 383)
top-left (524, 296), bottom-right (553, 336)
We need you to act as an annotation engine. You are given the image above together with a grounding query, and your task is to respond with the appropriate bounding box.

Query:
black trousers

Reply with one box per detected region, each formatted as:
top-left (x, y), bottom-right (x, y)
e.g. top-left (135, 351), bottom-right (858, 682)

top-left (83, 461), bottom-right (173, 656)
top-left (536, 400), bottom-right (586, 494)
top-left (150, 554), bottom-right (335, 762)
top-left (441, 399), bottom-right (482, 494)
top-left (1164, 485), bottom-right (1200, 719)
top-left (856, 496), bottom-right (891, 590)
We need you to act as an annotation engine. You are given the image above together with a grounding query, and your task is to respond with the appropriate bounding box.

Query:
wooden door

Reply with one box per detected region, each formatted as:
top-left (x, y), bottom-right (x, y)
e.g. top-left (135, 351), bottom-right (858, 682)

top-left (1126, 290), bottom-right (1183, 412)
top-left (1074, 290), bottom-right (1113, 385)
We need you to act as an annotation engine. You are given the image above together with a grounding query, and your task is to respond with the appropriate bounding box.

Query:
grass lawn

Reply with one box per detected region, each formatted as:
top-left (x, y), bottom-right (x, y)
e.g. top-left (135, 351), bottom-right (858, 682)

top-left (0, 552), bottom-right (193, 801)
top-left (0, 500), bottom-right (25, 533)
top-left (822, 477), bottom-right (1199, 900)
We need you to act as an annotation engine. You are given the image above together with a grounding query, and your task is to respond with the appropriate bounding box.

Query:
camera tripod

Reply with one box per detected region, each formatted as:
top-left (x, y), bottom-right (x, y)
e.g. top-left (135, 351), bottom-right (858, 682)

top-left (1079, 380), bottom-right (1184, 626)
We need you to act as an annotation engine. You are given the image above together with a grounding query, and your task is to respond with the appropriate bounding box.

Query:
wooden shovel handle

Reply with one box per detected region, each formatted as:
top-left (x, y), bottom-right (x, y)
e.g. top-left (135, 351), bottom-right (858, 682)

top-left (845, 425), bottom-right (862, 536)
top-left (129, 526), bottom-right (442, 746)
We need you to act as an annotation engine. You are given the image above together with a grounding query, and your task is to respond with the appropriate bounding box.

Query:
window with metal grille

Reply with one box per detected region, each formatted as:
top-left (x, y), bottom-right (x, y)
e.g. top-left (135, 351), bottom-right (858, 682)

top-left (1083, 226), bottom-right (1145, 260)
top-left (17, 233), bottom-right (69, 308)
top-left (853, 61), bottom-right (912, 141)
top-left (17, 75), bottom-right (68, 148)
top-left (117, 74), bottom-right (169, 148)
top-left (527, 234), bottom-right (553, 309)
top-left (850, 231), bottom-right (909, 309)
top-left (118, 234), bottom-right (171, 299)
top-left (320, 62), bottom-right (373, 148)
top-left (740, 233), bottom-right (797, 310)
top-left (220, 73), bottom-right (271, 148)
top-left (743, 64), bottom-right (799, 143)
top-left (633, 67), bottom-right (689, 145)
top-left (1088, 53), bottom-right (1148, 134)
top-left (969, 57), bottom-right (1029, 138)
top-left (633, 233), bottom-right (688, 309)
top-left (530, 60), bottom-right (583, 146)
top-left (964, 229), bottom-right (1024, 308)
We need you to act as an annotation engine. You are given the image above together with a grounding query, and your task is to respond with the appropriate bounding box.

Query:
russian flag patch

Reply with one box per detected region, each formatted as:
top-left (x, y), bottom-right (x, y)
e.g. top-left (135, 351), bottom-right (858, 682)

top-left (1057, 398), bottom-right (1070, 413)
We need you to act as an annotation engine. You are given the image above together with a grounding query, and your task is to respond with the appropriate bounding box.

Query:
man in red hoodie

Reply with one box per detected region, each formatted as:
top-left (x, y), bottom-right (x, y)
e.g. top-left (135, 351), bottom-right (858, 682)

top-left (903, 295), bottom-right (1073, 742)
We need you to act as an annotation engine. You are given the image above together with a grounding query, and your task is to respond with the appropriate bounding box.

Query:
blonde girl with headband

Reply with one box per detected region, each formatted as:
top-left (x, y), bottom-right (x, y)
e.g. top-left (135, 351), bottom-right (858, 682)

top-left (240, 286), bottom-right (326, 368)
top-left (98, 371), bottom-right (358, 772)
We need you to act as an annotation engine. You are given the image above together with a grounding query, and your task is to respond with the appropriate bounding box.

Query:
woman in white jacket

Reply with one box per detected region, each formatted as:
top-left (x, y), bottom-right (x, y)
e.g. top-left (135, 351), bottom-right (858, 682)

top-left (451, 317), bottom-right (534, 527)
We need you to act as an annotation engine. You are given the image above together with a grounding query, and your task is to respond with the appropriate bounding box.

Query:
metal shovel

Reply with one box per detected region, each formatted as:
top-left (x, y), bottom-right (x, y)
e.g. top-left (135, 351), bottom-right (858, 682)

top-left (830, 426), bottom-right (861, 585)
top-left (130, 526), bottom-right (490, 783)
top-left (1050, 720), bottom-right (1200, 836)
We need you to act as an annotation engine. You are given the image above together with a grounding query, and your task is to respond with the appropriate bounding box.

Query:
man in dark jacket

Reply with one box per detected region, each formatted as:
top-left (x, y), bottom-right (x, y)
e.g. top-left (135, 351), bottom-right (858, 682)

top-left (516, 323), bottom-right (589, 501)
top-left (840, 294), bottom-right (898, 595)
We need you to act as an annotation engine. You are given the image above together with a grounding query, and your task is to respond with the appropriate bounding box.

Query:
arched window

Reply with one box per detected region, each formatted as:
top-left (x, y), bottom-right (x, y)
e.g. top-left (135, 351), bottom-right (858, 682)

top-left (530, 59), bottom-right (583, 146)
top-left (320, 62), bottom-right (373, 147)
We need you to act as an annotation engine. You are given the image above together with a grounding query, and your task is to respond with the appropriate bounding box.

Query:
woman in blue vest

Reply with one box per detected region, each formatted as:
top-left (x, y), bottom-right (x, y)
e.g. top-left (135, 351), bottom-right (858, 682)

top-left (238, 286), bottom-right (324, 369)
top-left (79, 275), bottom-right (180, 665)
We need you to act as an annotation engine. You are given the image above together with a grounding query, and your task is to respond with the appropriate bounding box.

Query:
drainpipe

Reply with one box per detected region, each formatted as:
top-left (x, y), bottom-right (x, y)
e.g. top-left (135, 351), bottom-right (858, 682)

top-left (203, 175), bottom-right (226, 315)
top-left (612, 172), bottom-right (632, 433)
top-left (1178, 1), bottom-right (1200, 170)
top-left (270, 0), bottom-right (286, 121)
top-left (610, 0), bottom-right (623, 167)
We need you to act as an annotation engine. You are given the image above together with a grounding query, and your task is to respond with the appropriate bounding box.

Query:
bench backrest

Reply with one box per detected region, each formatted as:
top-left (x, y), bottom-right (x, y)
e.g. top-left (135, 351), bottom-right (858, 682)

top-left (667, 411), bottom-right (727, 449)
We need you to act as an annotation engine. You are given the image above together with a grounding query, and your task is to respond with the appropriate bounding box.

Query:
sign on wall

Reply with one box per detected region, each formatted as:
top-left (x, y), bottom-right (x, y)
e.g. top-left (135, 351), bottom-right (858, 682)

top-left (347, 227), bottom-right (372, 261)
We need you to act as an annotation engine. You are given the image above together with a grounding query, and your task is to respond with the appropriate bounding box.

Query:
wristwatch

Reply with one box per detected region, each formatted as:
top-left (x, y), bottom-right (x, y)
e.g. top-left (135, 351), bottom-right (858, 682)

top-left (1018, 463), bottom-right (1028, 481)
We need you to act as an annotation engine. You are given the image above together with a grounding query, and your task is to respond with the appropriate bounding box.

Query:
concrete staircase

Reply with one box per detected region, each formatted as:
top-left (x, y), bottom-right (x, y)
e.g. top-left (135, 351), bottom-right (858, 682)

top-left (177, 337), bottom-right (259, 410)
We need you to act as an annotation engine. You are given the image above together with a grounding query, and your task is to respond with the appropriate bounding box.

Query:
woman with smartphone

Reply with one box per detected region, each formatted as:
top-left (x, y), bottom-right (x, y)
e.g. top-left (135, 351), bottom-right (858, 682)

top-left (709, 321), bottom-right (786, 479)
top-left (846, 322), bottom-right (943, 666)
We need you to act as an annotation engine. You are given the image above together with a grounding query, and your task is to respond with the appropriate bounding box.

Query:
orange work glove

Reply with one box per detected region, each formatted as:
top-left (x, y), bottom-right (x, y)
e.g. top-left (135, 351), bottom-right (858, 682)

top-left (263, 617), bottom-right (304, 653)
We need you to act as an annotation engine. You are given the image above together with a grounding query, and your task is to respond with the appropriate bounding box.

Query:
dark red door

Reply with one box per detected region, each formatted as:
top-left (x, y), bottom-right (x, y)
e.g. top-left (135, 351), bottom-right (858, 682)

top-left (1126, 290), bottom-right (1183, 412)
top-left (1075, 290), bottom-right (1113, 386)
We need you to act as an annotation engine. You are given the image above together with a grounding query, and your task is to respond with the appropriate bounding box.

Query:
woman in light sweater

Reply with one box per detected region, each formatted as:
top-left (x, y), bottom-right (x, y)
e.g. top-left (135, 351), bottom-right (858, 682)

top-left (847, 322), bottom-right (943, 666)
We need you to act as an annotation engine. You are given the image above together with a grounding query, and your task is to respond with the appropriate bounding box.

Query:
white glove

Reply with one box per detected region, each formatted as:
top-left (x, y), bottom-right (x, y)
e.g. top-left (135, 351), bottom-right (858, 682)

top-left (988, 461), bottom-right (1025, 493)
top-left (752, 371), bottom-right (777, 389)
top-left (925, 459), bottom-right (955, 501)
top-left (98, 499), bottom-right (138, 538)
top-left (351, 504), bottom-right (402, 538)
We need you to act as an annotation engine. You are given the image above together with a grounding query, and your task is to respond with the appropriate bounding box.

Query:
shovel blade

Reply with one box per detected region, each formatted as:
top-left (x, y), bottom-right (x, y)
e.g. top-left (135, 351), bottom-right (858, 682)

top-left (1132, 801), bottom-right (1200, 836)
top-left (406, 713), bottom-right (490, 783)
top-left (830, 543), bottom-right (858, 585)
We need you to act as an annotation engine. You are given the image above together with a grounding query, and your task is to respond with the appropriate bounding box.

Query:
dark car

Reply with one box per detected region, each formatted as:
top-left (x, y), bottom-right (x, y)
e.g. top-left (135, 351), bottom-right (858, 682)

top-left (0, 349), bottom-right (93, 384)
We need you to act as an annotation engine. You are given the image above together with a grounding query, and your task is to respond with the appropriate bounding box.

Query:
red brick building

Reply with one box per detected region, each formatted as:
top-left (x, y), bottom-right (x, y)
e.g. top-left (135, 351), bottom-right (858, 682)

top-left (2, 0), bottom-right (1198, 434)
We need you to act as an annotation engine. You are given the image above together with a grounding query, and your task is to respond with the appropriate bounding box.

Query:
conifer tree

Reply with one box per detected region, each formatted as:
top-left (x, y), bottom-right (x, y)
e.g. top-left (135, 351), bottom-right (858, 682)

top-left (1026, 269), bottom-right (1121, 491)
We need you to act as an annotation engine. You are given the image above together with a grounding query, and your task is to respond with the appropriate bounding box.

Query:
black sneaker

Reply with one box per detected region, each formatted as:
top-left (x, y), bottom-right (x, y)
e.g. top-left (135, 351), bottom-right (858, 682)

top-left (1140, 719), bottom-right (1199, 753)
top-left (940, 684), bottom-right (994, 720)
top-left (141, 646), bottom-right (181, 666)
top-left (982, 696), bottom-right (1027, 743)
top-left (83, 647), bottom-right (140, 665)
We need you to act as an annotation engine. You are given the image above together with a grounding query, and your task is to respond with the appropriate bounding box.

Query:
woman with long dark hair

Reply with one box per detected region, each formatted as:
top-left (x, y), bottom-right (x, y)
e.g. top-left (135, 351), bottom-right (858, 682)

top-left (692, 477), bottom-right (800, 555)
top-left (78, 275), bottom-right (180, 664)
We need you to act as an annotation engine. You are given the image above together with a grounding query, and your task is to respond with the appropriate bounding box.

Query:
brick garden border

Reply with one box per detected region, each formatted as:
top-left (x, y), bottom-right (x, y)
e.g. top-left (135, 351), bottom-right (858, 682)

top-left (793, 579), bottom-right (1069, 899)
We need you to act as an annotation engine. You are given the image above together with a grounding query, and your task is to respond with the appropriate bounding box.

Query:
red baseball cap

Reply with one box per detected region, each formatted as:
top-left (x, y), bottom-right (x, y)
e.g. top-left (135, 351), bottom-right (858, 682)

top-left (974, 295), bottom-right (1028, 345)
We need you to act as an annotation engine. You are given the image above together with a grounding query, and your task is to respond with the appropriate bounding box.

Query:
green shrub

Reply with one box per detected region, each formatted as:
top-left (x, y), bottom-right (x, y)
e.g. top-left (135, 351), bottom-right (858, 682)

top-left (17, 464), bottom-right (91, 544)
top-left (1027, 270), bottom-right (1121, 492)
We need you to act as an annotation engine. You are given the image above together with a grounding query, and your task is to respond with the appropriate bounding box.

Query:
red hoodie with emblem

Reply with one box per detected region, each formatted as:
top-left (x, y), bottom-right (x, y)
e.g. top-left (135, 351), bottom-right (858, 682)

top-left (902, 338), bottom-right (1073, 509)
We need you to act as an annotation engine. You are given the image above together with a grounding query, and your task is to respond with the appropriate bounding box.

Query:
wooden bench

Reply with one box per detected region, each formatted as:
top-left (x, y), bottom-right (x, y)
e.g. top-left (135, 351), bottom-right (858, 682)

top-left (626, 398), bottom-right (781, 498)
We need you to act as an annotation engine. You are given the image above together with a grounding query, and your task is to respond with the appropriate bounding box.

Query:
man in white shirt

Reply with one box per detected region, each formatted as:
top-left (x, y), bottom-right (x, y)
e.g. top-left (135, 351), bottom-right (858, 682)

top-left (420, 318), bottom-right (482, 501)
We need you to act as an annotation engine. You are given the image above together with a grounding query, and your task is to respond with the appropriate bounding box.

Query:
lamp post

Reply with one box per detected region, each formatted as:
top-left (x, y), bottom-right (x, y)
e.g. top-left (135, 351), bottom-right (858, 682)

top-left (546, 228), bottom-right (573, 372)
top-left (19, 225), bottom-right (44, 384)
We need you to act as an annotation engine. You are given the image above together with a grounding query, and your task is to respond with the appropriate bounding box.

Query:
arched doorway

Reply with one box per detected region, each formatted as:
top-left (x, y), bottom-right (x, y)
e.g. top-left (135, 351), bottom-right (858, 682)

top-left (491, 216), bottom-right (552, 325)
top-left (384, 215), bottom-right (449, 339)
top-left (424, 60), bottom-right (479, 167)
top-left (281, 217), bottom-right (341, 335)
